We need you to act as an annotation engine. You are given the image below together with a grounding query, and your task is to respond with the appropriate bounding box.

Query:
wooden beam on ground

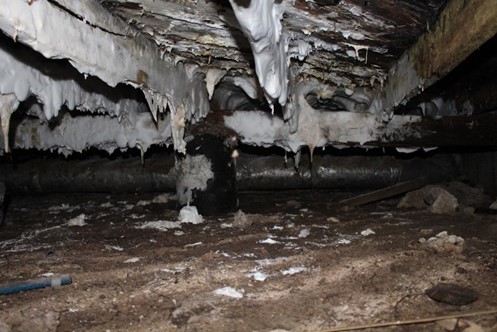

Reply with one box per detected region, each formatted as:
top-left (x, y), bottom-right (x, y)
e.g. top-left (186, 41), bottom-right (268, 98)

top-left (333, 178), bottom-right (428, 209)
top-left (379, 0), bottom-right (497, 113)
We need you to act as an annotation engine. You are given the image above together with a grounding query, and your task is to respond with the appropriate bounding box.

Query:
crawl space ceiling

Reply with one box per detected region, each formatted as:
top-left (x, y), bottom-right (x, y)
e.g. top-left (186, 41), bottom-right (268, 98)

top-left (0, 0), bottom-right (495, 158)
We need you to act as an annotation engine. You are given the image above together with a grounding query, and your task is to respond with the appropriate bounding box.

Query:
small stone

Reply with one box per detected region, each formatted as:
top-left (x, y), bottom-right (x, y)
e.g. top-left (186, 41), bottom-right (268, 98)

top-left (233, 210), bottom-right (252, 229)
top-left (419, 231), bottom-right (464, 254)
top-left (420, 229), bottom-right (432, 236)
top-left (360, 228), bottom-right (375, 237)
top-left (429, 190), bottom-right (458, 215)
top-left (426, 283), bottom-right (478, 305)
top-left (398, 189), bottom-right (427, 209)
top-left (462, 206), bottom-right (475, 215)
top-left (326, 216), bottom-right (340, 223)
top-left (447, 181), bottom-right (491, 207)
top-left (436, 319), bottom-right (458, 331)
top-left (398, 185), bottom-right (459, 214)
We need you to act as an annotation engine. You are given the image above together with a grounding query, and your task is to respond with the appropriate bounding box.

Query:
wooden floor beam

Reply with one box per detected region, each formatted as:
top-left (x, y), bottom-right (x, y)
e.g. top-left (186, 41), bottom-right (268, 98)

top-left (378, 0), bottom-right (497, 114)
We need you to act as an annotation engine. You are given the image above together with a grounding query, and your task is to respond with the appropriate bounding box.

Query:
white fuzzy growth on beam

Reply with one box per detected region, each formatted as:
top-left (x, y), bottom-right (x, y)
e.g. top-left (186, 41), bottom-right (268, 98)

top-left (12, 109), bottom-right (172, 157)
top-left (0, 94), bottom-right (19, 153)
top-left (0, 44), bottom-right (142, 121)
top-left (229, 0), bottom-right (289, 106)
top-left (0, 0), bottom-right (209, 152)
top-left (224, 109), bottom-right (421, 154)
top-left (0, 41), bottom-right (163, 154)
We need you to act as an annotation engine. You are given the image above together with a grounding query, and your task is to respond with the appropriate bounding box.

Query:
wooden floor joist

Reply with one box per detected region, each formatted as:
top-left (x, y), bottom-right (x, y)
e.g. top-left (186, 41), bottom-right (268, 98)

top-left (379, 0), bottom-right (497, 113)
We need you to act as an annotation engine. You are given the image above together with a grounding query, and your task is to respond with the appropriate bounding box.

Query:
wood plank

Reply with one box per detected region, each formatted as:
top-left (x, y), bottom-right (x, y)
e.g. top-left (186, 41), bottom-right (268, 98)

top-left (378, 0), bottom-right (497, 114)
top-left (333, 178), bottom-right (428, 209)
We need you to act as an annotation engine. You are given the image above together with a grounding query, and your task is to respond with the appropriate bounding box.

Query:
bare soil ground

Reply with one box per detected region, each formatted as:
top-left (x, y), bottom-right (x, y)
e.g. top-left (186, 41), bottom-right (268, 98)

top-left (0, 189), bottom-right (496, 332)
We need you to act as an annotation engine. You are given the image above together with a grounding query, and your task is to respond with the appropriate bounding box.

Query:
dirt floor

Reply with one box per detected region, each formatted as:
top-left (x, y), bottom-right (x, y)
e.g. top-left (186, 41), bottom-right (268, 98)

top-left (0, 189), bottom-right (497, 332)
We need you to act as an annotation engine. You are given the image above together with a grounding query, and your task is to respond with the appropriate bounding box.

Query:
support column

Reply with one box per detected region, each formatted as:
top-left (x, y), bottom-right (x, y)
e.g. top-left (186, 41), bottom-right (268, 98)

top-left (0, 182), bottom-right (5, 225)
top-left (176, 135), bottom-right (238, 215)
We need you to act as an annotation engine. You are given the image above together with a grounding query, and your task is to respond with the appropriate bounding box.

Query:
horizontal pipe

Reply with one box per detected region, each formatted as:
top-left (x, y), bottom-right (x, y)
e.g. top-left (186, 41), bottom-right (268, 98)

top-left (0, 274), bottom-right (72, 295)
top-left (0, 153), bottom-right (457, 193)
top-left (0, 156), bottom-right (176, 193)
top-left (236, 154), bottom-right (457, 190)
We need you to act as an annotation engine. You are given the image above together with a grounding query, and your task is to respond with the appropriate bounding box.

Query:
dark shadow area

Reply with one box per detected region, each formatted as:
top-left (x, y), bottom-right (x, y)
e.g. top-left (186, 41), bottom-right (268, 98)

top-left (397, 33), bottom-right (497, 116)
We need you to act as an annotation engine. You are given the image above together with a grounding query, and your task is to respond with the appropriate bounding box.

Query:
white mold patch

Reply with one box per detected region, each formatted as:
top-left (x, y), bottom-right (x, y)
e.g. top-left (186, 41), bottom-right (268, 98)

top-left (176, 155), bottom-right (215, 206)
top-left (178, 205), bottom-right (203, 224)
top-left (213, 286), bottom-right (244, 299)
top-left (228, 0), bottom-right (289, 106)
top-left (67, 214), bottom-right (87, 227)
top-left (137, 220), bottom-right (181, 231)
top-left (281, 266), bottom-right (307, 276)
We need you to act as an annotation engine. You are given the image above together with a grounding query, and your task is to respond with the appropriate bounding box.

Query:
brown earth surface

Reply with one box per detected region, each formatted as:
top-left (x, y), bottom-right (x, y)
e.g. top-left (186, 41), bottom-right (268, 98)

top-left (0, 189), bottom-right (496, 332)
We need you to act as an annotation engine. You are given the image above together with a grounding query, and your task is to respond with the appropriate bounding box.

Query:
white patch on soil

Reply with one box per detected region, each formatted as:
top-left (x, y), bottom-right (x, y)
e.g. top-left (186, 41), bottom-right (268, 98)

top-left (137, 220), bottom-right (181, 231)
top-left (360, 228), bottom-right (375, 236)
top-left (67, 214), bottom-right (87, 227)
top-left (178, 206), bottom-right (203, 224)
top-left (246, 271), bottom-right (269, 281)
top-left (335, 239), bottom-right (352, 245)
top-left (124, 257), bottom-right (140, 263)
top-left (49, 204), bottom-right (71, 211)
top-left (152, 193), bottom-right (174, 204)
top-left (281, 266), bottom-right (307, 276)
top-left (213, 287), bottom-right (244, 299)
top-left (105, 245), bottom-right (124, 252)
top-left (259, 238), bottom-right (281, 244)
top-left (39, 272), bottom-right (55, 277)
top-left (298, 228), bottom-right (310, 238)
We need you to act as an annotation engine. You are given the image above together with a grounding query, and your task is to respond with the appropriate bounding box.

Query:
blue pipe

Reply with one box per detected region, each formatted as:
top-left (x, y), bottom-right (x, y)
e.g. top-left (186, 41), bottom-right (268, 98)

top-left (0, 274), bottom-right (72, 295)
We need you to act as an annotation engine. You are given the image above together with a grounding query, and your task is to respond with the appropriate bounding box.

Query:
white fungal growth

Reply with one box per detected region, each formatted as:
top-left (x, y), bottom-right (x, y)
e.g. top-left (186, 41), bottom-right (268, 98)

top-left (223, 76), bottom-right (260, 100)
top-left (176, 155), bottom-right (214, 206)
top-left (178, 205), bottom-right (204, 224)
top-left (204, 68), bottom-right (227, 100)
top-left (12, 109), bottom-right (172, 156)
top-left (344, 43), bottom-right (369, 63)
top-left (0, 1), bottom-right (210, 154)
top-left (289, 40), bottom-right (311, 61)
top-left (0, 94), bottom-right (19, 153)
top-left (228, 0), bottom-right (289, 106)
top-left (224, 84), bottom-right (422, 155)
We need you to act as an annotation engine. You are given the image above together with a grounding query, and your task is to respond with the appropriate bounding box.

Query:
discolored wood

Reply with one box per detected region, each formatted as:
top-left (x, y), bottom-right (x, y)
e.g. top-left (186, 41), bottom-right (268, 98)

top-left (380, 0), bottom-right (497, 112)
top-left (379, 111), bottom-right (497, 148)
top-left (333, 178), bottom-right (428, 209)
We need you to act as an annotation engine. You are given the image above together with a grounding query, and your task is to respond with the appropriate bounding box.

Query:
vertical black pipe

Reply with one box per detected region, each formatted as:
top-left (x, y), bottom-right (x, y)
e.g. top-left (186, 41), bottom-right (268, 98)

top-left (178, 135), bottom-right (238, 215)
